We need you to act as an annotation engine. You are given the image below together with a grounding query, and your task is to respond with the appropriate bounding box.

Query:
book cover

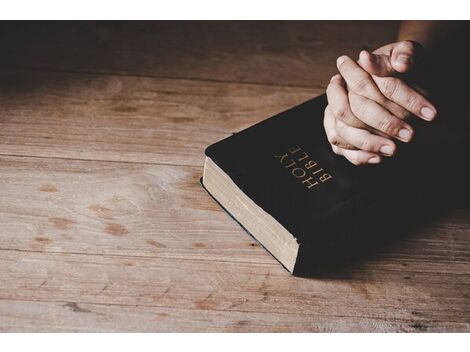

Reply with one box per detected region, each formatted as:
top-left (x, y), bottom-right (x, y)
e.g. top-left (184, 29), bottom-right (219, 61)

top-left (202, 94), bottom-right (465, 276)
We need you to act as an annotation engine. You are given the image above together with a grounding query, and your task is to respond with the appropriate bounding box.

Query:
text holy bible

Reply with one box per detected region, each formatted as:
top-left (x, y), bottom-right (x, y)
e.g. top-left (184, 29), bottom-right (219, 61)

top-left (201, 94), bottom-right (459, 276)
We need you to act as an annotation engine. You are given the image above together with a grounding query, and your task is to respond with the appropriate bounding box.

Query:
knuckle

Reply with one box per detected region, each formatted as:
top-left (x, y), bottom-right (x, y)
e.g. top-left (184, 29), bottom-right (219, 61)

top-left (360, 138), bottom-right (374, 152)
top-left (327, 130), bottom-right (339, 145)
top-left (351, 76), bottom-right (372, 93)
top-left (381, 78), bottom-right (399, 99)
top-left (349, 94), bottom-right (366, 117)
top-left (331, 104), bottom-right (348, 121)
top-left (378, 117), bottom-right (396, 135)
top-left (404, 93), bottom-right (420, 112)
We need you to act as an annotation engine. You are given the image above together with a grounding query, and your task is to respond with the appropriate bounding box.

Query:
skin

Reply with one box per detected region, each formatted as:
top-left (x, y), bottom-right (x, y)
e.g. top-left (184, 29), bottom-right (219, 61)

top-left (323, 21), bottom-right (445, 166)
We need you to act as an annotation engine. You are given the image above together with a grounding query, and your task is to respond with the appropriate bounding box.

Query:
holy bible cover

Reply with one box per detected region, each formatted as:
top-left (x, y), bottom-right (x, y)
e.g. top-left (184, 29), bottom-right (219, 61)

top-left (202, 94), bottom-right (458, 276)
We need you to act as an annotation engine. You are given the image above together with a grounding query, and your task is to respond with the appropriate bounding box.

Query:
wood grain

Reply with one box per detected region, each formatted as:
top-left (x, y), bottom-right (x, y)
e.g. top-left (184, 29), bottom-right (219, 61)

top-left (0, 21), bottom-right (468, 332)
top-left (3, 299), bottom-right (468, 333)
top-left (0, 69), bottom-right (318, 166)
top-left (0, 155), bottom-right (271, 264)
top-left (1, 250), bottom-right (469, 332)
top-left (1, 155), bottom-right (469, 265)
top-left (0, 21), bottom-right (398, 88)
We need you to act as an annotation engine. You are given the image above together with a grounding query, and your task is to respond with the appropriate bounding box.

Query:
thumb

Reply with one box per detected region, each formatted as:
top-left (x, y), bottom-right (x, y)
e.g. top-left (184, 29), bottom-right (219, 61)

top-left (358, 40), bottom-right (423, 77)
top-left (358, 50), bottom-right (394, 77)
top-left (390, 40), bottom-right (423, 74)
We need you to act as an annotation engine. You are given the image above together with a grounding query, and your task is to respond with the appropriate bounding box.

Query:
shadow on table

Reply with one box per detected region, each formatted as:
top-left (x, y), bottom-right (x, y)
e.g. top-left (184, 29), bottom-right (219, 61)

top-left (295, 23), bottom-right (470, 278)
top-left (295, 142), bottom-right (470, 278)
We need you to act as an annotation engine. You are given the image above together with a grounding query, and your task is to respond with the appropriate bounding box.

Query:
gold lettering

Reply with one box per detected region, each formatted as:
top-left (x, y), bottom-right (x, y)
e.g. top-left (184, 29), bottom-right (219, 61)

top-left (284, 159), bottom-right (296, 169)
top-left (319, 173), bottom-right (332, 182)
top-left (312, 168), bottom-right (324, 175)
top-left (297, 152), bottom-right (309, 161)
top-left (302, 177), bottom-right (319, 189)
top-left (291, 168), bottom-right (306, 178)
top-left (274, 145), bottom-right (333, 190)
top-left (274, 153), bottom-right (289, 163)
top-left (304, 160), bottom-right (318, 170)
top-left (288, 145), bottom-right (302, 154)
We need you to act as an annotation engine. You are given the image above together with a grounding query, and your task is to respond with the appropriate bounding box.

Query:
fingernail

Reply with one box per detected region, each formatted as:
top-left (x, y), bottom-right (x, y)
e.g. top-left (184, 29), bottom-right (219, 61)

top-left (368, 156), bottom-right (381, 164)
top-left (379, 145), bottom-right (394, 156)
top-left (337, 56), bottom-right (347, 66)
top-left (397, 54), bottom-right (411, 65)
top-left (398, 128), bottom-right (413, 141)
top-left (420, 106), bottom-right (436, 121)
top-left (330, 74), bottom-right (339, 82)
top-left (359, 50), bottom-right (369, 59)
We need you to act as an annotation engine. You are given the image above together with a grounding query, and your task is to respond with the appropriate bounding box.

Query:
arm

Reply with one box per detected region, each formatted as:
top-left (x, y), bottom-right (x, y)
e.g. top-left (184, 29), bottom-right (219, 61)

top-left (398, 21), bottom-right (450, 51)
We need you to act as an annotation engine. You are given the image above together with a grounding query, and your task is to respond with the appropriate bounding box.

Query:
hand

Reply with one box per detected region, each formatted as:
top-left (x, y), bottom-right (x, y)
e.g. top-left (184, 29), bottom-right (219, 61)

top-left (324, 40), bottom-right (437, 165)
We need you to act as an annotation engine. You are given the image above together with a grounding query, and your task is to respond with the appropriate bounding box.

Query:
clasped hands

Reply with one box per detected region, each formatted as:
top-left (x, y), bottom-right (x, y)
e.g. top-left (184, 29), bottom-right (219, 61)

top-left (324, 40), bottom-right (437, 165)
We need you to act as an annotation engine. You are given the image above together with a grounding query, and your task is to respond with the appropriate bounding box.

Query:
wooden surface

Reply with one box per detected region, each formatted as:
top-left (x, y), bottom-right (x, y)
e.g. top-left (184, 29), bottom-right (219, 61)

top-left (0, 21), bottom-right (469, 332)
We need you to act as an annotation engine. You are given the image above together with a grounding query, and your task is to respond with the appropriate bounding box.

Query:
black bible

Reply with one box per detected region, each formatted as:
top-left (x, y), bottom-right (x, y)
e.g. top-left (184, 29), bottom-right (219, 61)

top-left (202, 94), bottom-right (463, 276)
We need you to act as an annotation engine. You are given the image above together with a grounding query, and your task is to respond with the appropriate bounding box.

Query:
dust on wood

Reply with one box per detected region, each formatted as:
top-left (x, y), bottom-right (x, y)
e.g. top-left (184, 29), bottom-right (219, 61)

top-left (105, 223), bottom-right (129, 236)
top-left (49, 217), bottom-right (77, 230)
top-left (63, 302), bottom-right (92, 314)
top-left (34, 236), bottom-right (51, 243)
top-left (88, 204), bottom-right (114, 220)
top-left (39, 184), bottom-right (58, 192)
top-left (145, 239), bottom-right (167, 248)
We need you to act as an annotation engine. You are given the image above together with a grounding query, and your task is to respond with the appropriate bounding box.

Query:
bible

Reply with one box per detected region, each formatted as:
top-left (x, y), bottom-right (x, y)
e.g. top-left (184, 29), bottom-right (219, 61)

top-left (201, 94), bottom-right (462, 276)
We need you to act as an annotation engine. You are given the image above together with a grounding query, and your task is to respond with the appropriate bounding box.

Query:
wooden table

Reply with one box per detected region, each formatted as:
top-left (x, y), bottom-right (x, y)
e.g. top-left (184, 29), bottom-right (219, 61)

top-left (0, 21), bottom-right (468, 332)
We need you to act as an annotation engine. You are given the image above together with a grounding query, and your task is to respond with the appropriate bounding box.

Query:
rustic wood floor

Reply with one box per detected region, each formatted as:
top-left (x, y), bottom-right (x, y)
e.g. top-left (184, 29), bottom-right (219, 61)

top-left (0, 21), bottom-right (468, 332)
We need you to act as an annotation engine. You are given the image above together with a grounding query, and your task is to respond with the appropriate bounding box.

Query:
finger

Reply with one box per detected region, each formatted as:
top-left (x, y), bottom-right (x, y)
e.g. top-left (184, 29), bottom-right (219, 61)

top-left (326, 74), bottom-right (367, 129)
top-left (337, 55), bottom-right (388, 104)
top-left (390, 40), bottom-right (422, 74)
top-left (373, 76), bottom-right (437, 121)
top-left (358, 50), bottom-right (394, 77)
top-left (338, 55), bottom-right (413, 121)
top-left (323, 106), bottom-right (356, 150)
top-left (348, 92), bottom-right (414, 142)
top-left (335, 119), bottom-right (396, 156)
top-left (332, 145), bottom-right (382, 166)
top-left (327, 75), bottom-right (402, 139)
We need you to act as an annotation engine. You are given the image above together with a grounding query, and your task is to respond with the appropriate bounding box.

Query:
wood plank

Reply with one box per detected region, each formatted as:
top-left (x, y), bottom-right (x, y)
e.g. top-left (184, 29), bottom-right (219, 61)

top-left (0, 21), bottom-right (398, 88)
top-left (1, 155), bottom-right (469, 264)
top-left (1, 300), bottom-right (468, 332)
top-left (0, 155), bottom-right (271, 264)
top-left (0, 69), bottom-right (318, 166)
top-left (0, 250), bottom-right (469, 332)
